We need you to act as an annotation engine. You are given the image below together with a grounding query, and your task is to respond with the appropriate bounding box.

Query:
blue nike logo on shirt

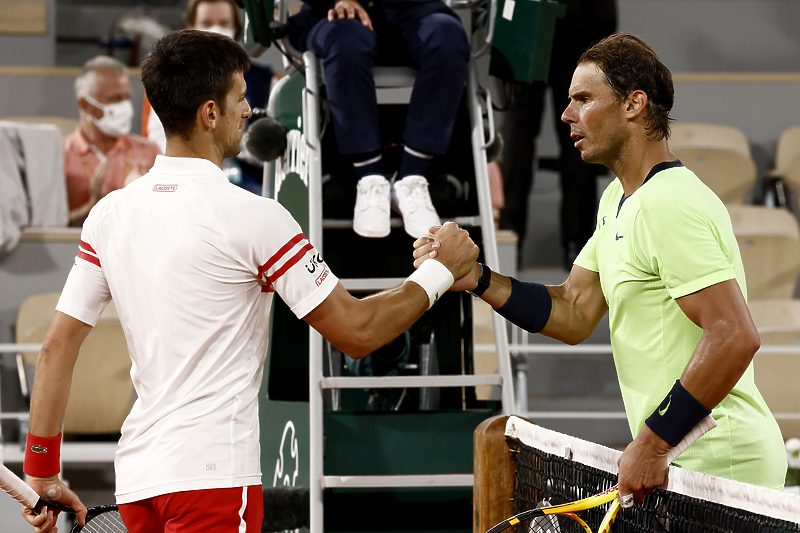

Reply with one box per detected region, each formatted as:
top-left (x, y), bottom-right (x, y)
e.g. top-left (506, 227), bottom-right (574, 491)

top-left (616, 232), bottom-right (624, 240)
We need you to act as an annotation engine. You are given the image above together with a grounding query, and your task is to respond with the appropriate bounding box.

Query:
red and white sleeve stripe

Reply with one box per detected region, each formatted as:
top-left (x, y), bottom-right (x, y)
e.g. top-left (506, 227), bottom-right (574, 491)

top-left (77, 240), bottom-right (101, 268)
top-left (257, 233), bottom-right (313, 291)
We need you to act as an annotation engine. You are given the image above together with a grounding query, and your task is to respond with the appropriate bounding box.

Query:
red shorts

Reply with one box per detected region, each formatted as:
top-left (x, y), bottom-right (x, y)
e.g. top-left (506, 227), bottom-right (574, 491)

top-left (118, 485), bottom-right (263, 533)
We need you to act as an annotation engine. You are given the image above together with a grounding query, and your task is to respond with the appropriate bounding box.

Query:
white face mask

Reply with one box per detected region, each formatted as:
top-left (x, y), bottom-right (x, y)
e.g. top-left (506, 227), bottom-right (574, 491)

top-left (202, 25), bottom-right (236, 40)
top-left (84, 94), bottom-right (134, 137)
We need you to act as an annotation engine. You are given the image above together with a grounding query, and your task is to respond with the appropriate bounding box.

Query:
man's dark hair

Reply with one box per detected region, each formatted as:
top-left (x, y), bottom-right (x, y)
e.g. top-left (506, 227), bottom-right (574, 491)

top-left (579, 32), bottom-right (674, 141)
top-left (141, 29), bottom-right (250, 140)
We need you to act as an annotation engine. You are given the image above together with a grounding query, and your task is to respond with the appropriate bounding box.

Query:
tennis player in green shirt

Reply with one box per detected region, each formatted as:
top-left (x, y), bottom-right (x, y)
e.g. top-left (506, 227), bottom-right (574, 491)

top-left (413, 32), bottom-right (787, 503)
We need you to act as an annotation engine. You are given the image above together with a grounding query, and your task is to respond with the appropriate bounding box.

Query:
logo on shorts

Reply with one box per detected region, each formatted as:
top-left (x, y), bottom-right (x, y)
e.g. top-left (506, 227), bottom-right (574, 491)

top-left (153, 184), bottom-right (178, 192)
top-left (30, 445), bottom-right (47, 453)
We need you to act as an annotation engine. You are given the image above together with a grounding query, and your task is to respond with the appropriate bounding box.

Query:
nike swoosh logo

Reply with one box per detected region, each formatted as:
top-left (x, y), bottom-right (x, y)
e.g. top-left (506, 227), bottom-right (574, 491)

top-left (659, 395), bottom-right (672, 416)
top-left (615, 232), bottom-right (624, 240)
top-left (602, 216), bottom-right (607, 226)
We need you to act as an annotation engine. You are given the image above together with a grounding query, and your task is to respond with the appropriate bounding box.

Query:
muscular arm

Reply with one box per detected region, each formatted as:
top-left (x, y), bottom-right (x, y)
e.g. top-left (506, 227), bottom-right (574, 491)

top-left (303, 281), bottom-right (429, 358)
top-left (539, 266), bottom-right (609, 345)
top-left (676, 278), bottom-right (760, 407)
top-left (617, 278), bottom-right (760, 503)
top-left (29, 311), bottom-right (93, 437)
top-left (22, 311), bottom-right (91, 532)
top-left (305, 222), bottom-right (478, 358)
top-left (413, 235), bottom-right (608, 344)
top-left (458, 264), bottom-right (608, 345)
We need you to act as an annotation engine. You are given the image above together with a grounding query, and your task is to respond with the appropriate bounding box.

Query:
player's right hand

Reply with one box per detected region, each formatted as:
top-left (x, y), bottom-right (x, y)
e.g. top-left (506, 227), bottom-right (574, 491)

top-left (616, 424), bottom-right (671, 505)
top-left (22, 476), bottom-right (88, 533)
top-left (328, 0), bottom-right (373, 31)
top-left (413, 223), bottom-right (481, 292)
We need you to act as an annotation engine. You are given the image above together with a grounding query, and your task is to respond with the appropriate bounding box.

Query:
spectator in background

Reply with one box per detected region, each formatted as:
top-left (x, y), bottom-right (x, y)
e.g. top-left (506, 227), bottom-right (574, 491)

top-left (64, 56), bottom-right (160, 226)
top-left (498, 0), bottom-right (617, 269)
top-left (142, 0), bottom-right (275, 195)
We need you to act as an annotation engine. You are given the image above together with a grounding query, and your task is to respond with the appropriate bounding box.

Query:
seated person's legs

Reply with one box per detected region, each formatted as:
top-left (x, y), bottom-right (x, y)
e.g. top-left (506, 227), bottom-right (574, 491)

top-left (307, 17), bottom-right (393, 238)
top-left (306, 11), bottom-right (470, 240)
top-left (393, 12), bottom-right (470, 238)
top-left (307, 17), bottom-right (381, 158)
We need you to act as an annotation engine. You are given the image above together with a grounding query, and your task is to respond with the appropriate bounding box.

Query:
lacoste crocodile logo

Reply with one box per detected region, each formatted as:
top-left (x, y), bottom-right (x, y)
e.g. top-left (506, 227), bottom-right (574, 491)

top-left (30, 445), bottom-right (48, 453)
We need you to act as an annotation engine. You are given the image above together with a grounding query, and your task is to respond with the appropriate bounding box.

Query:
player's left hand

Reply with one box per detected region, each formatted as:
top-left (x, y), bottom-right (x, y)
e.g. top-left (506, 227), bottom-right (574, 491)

top-left (617, 424), bottom-right (673, 506)
top-left (412, 225), bottom-right (443, 266)
top-left (22, 476), bottom-right (88, 532)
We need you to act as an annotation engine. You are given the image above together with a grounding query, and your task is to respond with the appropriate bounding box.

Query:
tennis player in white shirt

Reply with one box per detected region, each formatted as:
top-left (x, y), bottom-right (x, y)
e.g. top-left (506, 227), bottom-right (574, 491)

top-left (22, 29), bottom-right (477, 533)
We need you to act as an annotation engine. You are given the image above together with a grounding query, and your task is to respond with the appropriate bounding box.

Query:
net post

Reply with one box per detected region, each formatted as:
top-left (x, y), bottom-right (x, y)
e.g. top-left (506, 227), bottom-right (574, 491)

top-left (474, 414), bottom-right (517, 533)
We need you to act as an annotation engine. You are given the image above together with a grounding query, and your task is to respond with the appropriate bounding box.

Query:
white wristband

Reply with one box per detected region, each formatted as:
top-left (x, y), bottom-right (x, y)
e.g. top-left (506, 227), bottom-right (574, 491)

top-left (406, 259), bottom-right (455, 309)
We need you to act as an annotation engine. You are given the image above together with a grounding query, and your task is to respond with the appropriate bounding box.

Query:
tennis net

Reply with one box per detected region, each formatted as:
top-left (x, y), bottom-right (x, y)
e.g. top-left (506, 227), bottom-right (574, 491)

top-left (479, 416), bottom-right (800, 533)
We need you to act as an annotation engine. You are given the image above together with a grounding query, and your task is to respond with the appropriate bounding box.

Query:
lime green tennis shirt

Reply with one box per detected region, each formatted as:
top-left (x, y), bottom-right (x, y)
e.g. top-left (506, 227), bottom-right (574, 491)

top-left (574, 161), bottom-right (786, 489)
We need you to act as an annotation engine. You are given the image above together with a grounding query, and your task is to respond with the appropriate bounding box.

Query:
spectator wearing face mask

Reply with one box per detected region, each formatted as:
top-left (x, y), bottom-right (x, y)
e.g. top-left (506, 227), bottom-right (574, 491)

top-left (142, 0), bottom-right (275, 156)
top-left (64, 56), bottom-right (161, 226)
top-left (141, 0), bottom-right (275, 195)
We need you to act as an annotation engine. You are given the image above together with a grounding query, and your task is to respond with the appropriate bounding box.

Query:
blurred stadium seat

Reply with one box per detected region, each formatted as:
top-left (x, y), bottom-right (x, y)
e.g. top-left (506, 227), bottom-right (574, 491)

top-left (15, 292), bottom-right (134, 435)
top-left (671, 122), bottom-right (757, 204)
top-left (727, 204), bottom-right (800, 300)
top-left (748, 298), bottom-right (800, 438)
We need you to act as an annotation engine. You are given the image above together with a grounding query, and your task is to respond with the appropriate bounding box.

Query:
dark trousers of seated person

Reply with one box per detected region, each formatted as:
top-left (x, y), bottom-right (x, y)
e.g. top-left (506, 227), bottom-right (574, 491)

top-left (305, 11), bottom-right (470, 159)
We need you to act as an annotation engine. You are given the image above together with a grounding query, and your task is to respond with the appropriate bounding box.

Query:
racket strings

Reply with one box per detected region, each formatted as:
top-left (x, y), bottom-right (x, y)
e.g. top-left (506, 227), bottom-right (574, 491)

top-left (526, 502), bottom-right (611, 533)
top-left (75, 509), bottom-right (127, 533)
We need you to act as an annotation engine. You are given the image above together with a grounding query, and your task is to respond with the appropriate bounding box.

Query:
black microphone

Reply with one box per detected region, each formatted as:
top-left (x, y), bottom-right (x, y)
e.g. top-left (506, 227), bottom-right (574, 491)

top-left (245, 113), bottom-right (288, 162)
top-left (262, 485), bottom-right (309, 532)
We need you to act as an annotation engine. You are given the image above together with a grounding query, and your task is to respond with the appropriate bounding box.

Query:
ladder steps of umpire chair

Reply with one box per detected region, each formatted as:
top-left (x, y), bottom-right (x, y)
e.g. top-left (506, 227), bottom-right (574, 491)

top-left (321, 374), bottom-right (503, 389)
top-left (261, 28), bottom-right (515, 530)
top-left (322, 216), bottom-right (483, 230)
top-left (323, 474), bottom-right (474, 489)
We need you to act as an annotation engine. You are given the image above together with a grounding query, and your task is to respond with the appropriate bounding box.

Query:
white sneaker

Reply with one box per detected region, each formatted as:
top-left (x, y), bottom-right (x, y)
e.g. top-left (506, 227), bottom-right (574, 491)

top-left (391, 175), bottom-right (441, 238)
top-left (353, 175), bottom-right (391, 238)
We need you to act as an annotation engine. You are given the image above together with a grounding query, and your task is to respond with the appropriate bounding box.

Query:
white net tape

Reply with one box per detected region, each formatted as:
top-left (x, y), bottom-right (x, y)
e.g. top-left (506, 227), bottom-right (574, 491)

top-left (505, 415), bottom-right (800, 525)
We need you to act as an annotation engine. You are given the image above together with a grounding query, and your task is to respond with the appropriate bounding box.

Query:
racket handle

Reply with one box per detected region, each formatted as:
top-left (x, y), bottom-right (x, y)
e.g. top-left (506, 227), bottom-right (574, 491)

top-left (666, 413), bottom-right (717, 462)
top-left (0, 463), bottom-right (40, 509)
top-left (0, 463), bottom-right (74, 513)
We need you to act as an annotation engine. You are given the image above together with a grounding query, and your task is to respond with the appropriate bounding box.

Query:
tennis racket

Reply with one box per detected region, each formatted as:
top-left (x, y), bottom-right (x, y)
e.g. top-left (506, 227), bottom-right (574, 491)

top-left (486, 414), bottom-right (718, 533)
top-left (0, 462), bottom-right (126, 532)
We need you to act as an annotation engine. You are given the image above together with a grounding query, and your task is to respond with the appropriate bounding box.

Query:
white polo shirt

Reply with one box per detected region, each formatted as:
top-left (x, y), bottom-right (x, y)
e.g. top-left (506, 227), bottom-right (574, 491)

top-left (56, 155), bottom-right (338, 504)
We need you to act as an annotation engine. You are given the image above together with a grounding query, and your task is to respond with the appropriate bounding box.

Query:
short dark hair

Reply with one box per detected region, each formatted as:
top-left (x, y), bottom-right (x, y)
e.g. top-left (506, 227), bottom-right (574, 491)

top-left (183, 0), bottom-right (243, 41)
top-left (579, 32), bottom-right (674, 141)
top-left (141, 29), bottom-right (250, 139)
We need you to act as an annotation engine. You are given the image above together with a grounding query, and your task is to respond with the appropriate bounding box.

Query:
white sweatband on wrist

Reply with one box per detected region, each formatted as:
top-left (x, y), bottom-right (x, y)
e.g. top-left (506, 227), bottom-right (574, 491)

top-left (406, 259), bottom-right (455, 309)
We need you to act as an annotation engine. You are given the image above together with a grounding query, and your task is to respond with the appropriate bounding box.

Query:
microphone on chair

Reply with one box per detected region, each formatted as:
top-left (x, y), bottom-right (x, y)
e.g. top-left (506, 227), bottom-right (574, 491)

top-left (262, 485), bottom-right (309, 532)
top-left (245, 110), bottom-right (288, 163)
